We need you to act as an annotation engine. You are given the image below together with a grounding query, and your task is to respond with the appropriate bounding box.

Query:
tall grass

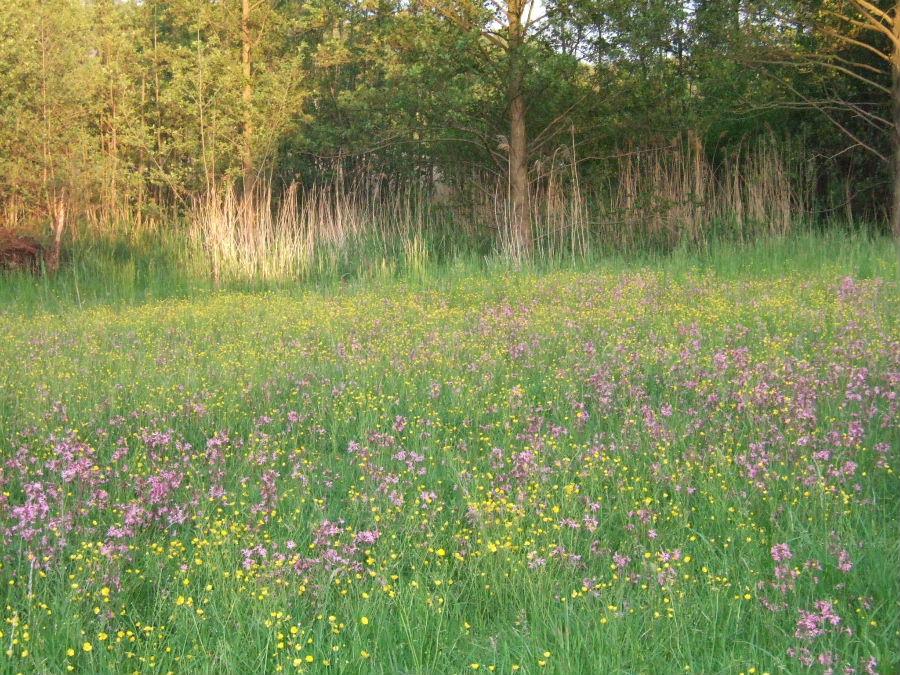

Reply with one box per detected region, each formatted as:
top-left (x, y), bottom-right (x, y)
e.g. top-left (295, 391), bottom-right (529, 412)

top-left (591, 133), bottom-right (814, 250)
top-left (529, 143), bottom-right (590, 261)
top-left (189, 181), bottom-right (461, 284)
top-left (0, 227), bottom-right (893, 317)
top-left (1, 135), bottom-right (890, 293)
top-left (183, 133), bottom-right (827, 279)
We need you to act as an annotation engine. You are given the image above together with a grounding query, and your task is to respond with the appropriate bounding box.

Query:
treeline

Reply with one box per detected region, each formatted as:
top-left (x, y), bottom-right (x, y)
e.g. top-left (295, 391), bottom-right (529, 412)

top-left (0, 0), bottom-right (897, 258)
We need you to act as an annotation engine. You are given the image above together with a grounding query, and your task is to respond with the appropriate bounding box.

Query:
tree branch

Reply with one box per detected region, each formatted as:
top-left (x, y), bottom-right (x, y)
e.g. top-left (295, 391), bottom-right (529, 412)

top-left (755, 57), bottom-right (891, 94)
top-left (813, 27), bottom-right (895, 67)
top-left (849, 0), bottom-right (893, 23)
top-left (765, 72), bottom-right (889, 161)
top-left (447, 122), bottom-right (507, 169)
top-left (527, 95), bottom-right (589, 155)
top-left (825, 6), bottom-right (897, 45)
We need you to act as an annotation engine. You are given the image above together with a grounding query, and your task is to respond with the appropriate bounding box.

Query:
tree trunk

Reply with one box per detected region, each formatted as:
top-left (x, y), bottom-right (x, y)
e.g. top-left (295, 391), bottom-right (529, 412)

top-left (48, 195), bottom-right (65, 274)
top-left (509, 73), bottom-right (531, 257)
top-left (892, 47), bottom-right (899, 238)
top-left (892, 87), bottom-right (899, 239)
top-left (241, 0), bottom-right (254, 198)
top-left (891, 0), bottom-right (900, 264)
top-left (507, 1), bottom-right (532, 257)
top-left (153, 19), bottom-right (165, 206)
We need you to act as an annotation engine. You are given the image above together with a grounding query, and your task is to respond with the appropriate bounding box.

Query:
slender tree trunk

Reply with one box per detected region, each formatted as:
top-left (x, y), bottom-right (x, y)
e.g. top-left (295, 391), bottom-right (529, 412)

top-left (507, 1), bottom-right (532, 257)
top-left (39, 14), bottom-right (51, 197)
top-left (892, 67), bottom-right (899, 237)
top-left (892, 12), bottom-right (899, 238)
top-left (241, 0), bottom-right (254, 198)
top-left (138, 74), bottom-right (146, 229)
top-left (48, 195), bottom-right (65, 274)
top-left (153, 19), bottom-right (165, 206)
top-left (107, 59), bottom-right (119, 215)
top-left (197, 34), bottom-right (211, 194)
top-left (111, 85), bottom-right (119, 209)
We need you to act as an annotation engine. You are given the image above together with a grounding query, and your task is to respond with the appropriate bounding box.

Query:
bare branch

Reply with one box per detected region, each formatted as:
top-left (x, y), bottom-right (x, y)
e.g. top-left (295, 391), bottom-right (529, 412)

top-left (841, 101), bottom-right (894, 130)
top-left (755, 57), bottom-right (891, 94)
top-left (766, 72), bottom-right (889, 161)
top-left (524, 12), bottom-right (548, 30)
top-left (528, 95), bottom-right (590, 155)
top-left (447, 123), bottom-right (508, 169)
top-left (745, 97), bottom-right (891, 131)
top-left (419, 0), bottom-right (512, 50)
top-left (820, 50), bottom-right (889, 75)
top-left (849, 0), bottom-right (893, 23)
top-left (826, 142), bottom-right (866, 159)
top-left (825, 7), bottom-right (898, 45)
top-left (523, 0), bottom-right (546, 29)
top-left (482, 29), bottom-right (509, 48)
top-left (483, 0), bottom-right (506, 18)
top-left (816, 25), bottom-right (896, 66)
top-left (417, 0), bottom-right (475, 32)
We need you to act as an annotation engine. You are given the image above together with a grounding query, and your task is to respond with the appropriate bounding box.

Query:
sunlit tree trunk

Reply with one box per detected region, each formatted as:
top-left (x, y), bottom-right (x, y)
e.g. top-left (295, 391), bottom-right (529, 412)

top-left (39, 10), bottom-right (67, 271)
top-left (48, 196), bottom-right (65, 273)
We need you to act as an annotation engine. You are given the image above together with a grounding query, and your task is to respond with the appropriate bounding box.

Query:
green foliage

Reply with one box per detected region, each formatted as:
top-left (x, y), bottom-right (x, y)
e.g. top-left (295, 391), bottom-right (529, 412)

top-left (0, 0), bottom-right (97, 212)
top-left (0, 0), bottom-right (894, 238)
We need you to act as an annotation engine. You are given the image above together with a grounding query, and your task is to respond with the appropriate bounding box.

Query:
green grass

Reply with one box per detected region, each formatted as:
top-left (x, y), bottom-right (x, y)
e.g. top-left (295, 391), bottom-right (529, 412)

top-left (1, 228), bottom-right (895, 314)
top-left (0, 232), bottom-right (897, 674)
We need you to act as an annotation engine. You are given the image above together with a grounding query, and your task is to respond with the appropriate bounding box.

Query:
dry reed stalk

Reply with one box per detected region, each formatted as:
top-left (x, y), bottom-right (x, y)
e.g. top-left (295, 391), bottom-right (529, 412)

top-left (190, 178), bottom-right (433, 282)
top-left (601, 133), bottom-right (807, 248)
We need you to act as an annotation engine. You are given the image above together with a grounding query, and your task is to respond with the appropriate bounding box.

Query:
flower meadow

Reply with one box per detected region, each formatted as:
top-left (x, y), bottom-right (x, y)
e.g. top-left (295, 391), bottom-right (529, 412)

top-left (0, 268), bottom-right (897, 675)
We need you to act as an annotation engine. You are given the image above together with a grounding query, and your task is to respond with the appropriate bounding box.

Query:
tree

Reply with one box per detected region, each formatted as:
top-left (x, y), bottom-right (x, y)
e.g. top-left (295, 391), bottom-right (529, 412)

top-left (239, 0), bottom-right (294, 195)
top-left (139, 0), bottom-right (308, 196)
top-left (829, 0), bottom-right (900, 234)
top-left (751, 0), bottom-right (898, 232)
top-left (417, 0), bottom-right (546, 256)
top-left (0, 0), bottom-right (97, 265)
